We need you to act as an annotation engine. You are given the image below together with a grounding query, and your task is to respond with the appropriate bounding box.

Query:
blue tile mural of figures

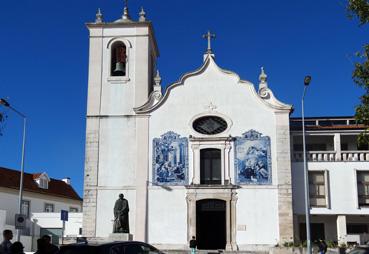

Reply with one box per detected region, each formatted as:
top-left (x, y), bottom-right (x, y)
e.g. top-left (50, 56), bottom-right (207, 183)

top-left (153, 131), bottom-right (188, 185)
top-left (235, 130), bottom-right (272, 184)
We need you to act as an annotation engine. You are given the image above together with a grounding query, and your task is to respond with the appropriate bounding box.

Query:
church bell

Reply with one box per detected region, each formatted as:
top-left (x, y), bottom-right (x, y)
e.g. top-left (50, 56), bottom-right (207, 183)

top-left (114, 62), bottom-right (125, 74)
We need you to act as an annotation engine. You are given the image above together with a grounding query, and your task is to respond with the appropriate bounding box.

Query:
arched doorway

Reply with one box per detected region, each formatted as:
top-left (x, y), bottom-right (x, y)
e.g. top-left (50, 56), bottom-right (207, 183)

top-left (200, 148), bottom-right (221, 184)
top-left (196, 199), bottom-right (226, 250)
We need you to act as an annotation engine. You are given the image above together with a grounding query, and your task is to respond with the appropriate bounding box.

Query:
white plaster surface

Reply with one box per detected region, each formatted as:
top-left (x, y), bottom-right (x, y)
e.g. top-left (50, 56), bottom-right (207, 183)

top-left (148, 188), bottom-right (187, 244)
top-left (32, 212), bottom-right (82, 237)
top-left (0, 188), bottom-right (82, 226)
top-left (292, 162), bottom-right (369, 215)
top-left (149, 59), bottom-right (279, 186)
top-left (236, 188), bottom-right (280, 245)
top-left (146, 58), bottom-right (288, 245)
top-left (98, 117), bottom-right (136, 187)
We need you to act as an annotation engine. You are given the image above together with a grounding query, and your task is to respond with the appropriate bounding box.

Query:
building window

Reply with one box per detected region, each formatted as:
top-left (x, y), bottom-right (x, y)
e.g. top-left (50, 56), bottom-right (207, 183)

top-left (309, 171), bottom-right (327, 207)
top-left (347, 224), bottom-right (369, 234)
top-left (69, 207), bottom-right (78, 212)
top-left (299, 223), bottom-right (325, 241)
top-left (200, 148), bottom-right (221, 184)
top-left (39, 178), bottom-right (48, 189)
top-left (111, 41), bottom-right (127, 76)
top-left (357, 171), bottom-right (369, 207)
top-left (44, 203), bottom-right (54, 213)
top-left (21, 200), bottom-right (30, 218)
top-left (193, 116), bottom-right (228, 135)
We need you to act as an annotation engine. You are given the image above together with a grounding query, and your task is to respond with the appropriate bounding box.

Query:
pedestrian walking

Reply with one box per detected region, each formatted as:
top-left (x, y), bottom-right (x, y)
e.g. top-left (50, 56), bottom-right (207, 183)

top-left (9, 242), bottom-right (24, 254)
top-left (318, 239), bottom-right (327, 254)
top-left (189, 236), bottom-right (197, 254)
top-left (41, 235), bottom-right (59, 254)
top-left (34, 238), bottom-right (47, 254)
top-left (0, 230), bottom-right (13, 254)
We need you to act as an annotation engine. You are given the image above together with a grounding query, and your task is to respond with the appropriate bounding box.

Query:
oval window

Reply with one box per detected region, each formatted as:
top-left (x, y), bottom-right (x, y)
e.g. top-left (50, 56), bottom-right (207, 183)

top-left (193, 116), bottom-right (228, 135)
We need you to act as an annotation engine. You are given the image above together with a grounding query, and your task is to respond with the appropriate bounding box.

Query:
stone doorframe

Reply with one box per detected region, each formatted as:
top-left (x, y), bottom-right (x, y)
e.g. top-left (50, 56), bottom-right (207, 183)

top-left (189, 136), bottom-right (233, 185)
top-left (186, 187), bottom-right (238, 251)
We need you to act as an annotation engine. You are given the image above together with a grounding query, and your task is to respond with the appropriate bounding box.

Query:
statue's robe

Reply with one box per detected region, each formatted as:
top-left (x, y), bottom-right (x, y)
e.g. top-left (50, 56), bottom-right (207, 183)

top-left (113, 198), bottom-right (129, 233)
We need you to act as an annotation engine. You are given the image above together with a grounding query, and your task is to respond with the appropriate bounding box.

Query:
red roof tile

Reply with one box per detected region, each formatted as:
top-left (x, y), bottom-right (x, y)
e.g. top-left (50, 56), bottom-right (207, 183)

top-left (32, 173), bottom-right (43, 180)
top-left (0, 167), bottom-right (82, 201)
top-left (290, 124), bottom-right (366, 131)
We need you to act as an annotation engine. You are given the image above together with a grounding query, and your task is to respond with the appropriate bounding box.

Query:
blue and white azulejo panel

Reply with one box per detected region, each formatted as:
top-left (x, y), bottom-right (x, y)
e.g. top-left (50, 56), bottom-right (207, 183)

top-left (234, 130), bottom-right (272, 185)
top-left (153, 131), bottom-right (188, 185)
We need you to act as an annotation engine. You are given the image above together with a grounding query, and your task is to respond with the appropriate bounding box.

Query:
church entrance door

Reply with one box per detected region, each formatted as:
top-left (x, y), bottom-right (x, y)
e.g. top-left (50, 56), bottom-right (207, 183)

top-left (196, 199), bottom-right (226, 250)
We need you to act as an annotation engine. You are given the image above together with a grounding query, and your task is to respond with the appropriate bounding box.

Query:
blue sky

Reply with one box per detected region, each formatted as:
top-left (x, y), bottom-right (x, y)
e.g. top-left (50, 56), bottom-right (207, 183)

top-left (0, 0), bottom-right (367, 196)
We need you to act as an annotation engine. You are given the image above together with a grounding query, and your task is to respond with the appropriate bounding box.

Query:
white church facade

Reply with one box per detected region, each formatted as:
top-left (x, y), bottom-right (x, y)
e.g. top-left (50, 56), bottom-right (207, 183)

top-left (82, 4), bottom-right (369, 251)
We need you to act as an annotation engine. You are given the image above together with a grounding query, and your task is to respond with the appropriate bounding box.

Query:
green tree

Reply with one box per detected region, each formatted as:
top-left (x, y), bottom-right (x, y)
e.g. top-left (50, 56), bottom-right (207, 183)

top-left (348, 0), bottom-right (369, 143)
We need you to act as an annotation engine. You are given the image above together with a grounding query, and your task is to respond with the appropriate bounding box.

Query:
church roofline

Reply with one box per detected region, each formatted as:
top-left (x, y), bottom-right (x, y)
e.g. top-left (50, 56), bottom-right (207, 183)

top-left (135, 54), bottom-right (292, 114)
top-left (86, 21), bottom-right (160, 57)
top-left (134, 54), bottom-right (213, 113)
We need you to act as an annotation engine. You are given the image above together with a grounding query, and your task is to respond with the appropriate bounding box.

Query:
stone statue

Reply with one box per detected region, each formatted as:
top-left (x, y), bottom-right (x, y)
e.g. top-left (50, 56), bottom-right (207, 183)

top-left (113, 193), bottom-right (129, 233)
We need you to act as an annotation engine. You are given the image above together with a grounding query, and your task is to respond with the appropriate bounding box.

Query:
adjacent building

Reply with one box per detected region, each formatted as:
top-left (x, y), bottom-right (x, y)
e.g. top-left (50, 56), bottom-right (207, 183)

top-left (291, 117), bottom-right (369, 245)
top-left (0, 167), bottom-right (83, 250)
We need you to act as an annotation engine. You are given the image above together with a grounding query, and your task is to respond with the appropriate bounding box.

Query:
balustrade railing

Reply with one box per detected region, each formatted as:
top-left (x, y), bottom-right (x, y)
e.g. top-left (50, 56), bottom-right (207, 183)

top-left (292, 150), bottom-right (369, 162)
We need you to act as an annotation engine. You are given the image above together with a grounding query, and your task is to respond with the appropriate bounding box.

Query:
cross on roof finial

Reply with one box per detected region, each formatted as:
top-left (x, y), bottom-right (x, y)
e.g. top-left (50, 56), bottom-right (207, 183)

top-left (202, 30), bottom-right (215, 54)
top-left (122, 0), bottom-right (131, 21)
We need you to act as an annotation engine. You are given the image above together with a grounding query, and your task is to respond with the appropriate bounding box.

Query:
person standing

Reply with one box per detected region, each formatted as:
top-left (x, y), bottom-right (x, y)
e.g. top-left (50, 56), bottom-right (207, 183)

top-left (9, 242), bottom-right (24, 254)
top-left (318, 239), bottom-right (327, 254)
top-left (189, 236), bottom-right (197, 254)
top-left (0, 230), bottom-right (13, 254)
top-left (41, 235), bottom-right (59, 254)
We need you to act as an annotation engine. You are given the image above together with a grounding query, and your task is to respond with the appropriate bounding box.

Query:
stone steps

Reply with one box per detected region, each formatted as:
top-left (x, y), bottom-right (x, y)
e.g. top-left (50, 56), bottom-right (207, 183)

top-left (161, 251), bottom-right (265, 254)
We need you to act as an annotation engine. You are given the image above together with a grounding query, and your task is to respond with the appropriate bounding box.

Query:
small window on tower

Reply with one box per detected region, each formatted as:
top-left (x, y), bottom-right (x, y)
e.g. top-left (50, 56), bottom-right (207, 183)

top-left (111, 41), bottom-right (127, 76)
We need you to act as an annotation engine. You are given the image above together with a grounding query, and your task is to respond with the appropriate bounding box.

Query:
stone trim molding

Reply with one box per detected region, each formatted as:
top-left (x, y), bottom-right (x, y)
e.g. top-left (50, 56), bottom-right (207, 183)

top-left (186, 188), bottom-right (238, 251)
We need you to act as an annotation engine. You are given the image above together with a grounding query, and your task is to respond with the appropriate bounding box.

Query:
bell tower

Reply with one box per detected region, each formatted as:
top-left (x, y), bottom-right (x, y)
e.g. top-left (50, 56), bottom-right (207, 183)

top-left (83, 3), bottom-right (159, 240)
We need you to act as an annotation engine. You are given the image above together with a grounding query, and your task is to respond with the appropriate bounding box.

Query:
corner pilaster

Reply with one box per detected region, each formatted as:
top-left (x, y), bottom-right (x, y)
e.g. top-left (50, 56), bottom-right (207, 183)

top-left (82, 117), bottom-right (100, 237)
top-left (135, 115), bottom-right (150, 241)
top-left (275, 112), bottom-right (294, 243)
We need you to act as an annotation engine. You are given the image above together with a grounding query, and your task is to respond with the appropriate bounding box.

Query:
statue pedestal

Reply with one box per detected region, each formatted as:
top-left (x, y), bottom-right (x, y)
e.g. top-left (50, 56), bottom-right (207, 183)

top-left (109, 233), bottom-right (133, 241)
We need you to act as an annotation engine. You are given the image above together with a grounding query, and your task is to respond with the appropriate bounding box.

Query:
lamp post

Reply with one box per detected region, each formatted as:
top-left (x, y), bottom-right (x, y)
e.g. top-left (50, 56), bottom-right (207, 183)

top-left (302, 76), bottom-right (312, 254)
top-left (0, 98), bottom-right (27, 241)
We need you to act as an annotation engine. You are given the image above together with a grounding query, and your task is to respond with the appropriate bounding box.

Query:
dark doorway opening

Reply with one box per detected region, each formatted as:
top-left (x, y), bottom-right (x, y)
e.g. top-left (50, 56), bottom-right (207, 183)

top-left (299, 223), bottom-right (325, 241)
top-left (196, 199), bottom-right (226, 250)
top-left (200, 149), bottom-right (221, 184)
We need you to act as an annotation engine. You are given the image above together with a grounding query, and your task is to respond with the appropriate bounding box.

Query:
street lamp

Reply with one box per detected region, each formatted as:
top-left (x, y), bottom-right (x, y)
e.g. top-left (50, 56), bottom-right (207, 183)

top-left (0, 98), bottom-right (27, 241)
top-left (302, 76), bottom-right (312, 254)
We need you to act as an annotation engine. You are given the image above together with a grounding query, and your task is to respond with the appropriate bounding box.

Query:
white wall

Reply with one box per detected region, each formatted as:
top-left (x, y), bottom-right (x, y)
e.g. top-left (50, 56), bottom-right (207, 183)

top-left (32, 212), bottom-right (82, 237)
top-left (149, 59), bottom-right (278, 185)
top-left (0, 188), bottom-right (82, 226)
top-left (87, 23), bottom-right (156, 239)
top-left (236, 188), bottom-right (280, 245)
top-left (292, 161), bottom-right (369, 215)
top-left (147, 58), bottom-right (283, 246)
top-left (0, 210), bottom-right (81, 252)
top-left (148, 188), bottom-right (187, 245)
top-left (98, 117), bottom-right (136, 187)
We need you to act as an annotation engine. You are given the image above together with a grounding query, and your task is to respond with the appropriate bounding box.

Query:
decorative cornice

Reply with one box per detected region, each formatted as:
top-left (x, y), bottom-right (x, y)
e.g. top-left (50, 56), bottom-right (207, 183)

top-left (134, 55), bottom-right (214, 113)
top-left (86, 21), bottom-right (160, 57)
top-left (189, 135), bottom-right (235, 142)
top-left (134, 54), bottom-right (292, 113)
